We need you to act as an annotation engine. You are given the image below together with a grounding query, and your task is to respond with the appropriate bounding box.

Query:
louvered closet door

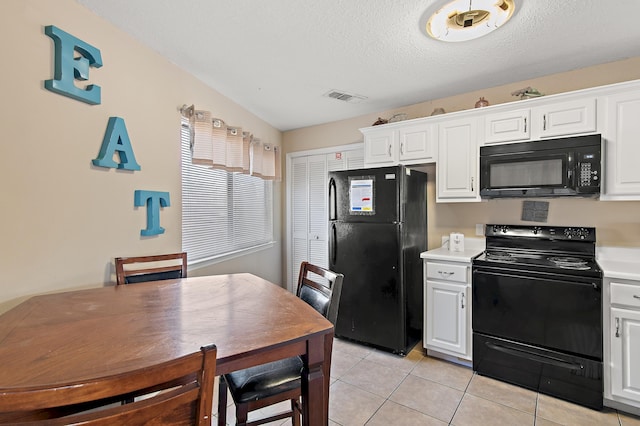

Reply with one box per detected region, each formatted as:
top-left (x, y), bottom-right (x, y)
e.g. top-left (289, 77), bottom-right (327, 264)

top-left (290, 149), bottom-right (364, 291)
top-left (307, 155), bottom-right (329, 271)
top-left (291, 154), bottom-right (327, 291)
top-left (291, 156), bottom-right (310, 292)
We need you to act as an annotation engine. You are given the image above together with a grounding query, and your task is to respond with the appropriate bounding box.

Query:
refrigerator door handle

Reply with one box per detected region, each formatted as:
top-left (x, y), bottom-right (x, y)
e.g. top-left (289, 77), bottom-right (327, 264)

top-left (328, 177), bottom-right (337, 221)
top-left (330, 223), bottom-right (337, 265)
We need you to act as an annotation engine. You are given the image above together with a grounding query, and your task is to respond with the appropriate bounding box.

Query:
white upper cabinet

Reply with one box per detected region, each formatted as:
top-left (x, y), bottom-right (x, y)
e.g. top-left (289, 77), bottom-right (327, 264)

top-left (484, 109), bottom-right (531, 144)
top-left (533, 97), bottom-right (597, 138)
top-left (398, 123), bottom-right (437, 163)
top-left (357, 78), bottom-right (640, 202)
top-left (363, 127), bottom-right (398, 166)
top-left (482, 98), bottom-right (596, 146)
top-left (601, 87), bottom-right (640, 199)
top-left (437, 117), bottom-right (479, 202)
top-left (362, 121), bottom-right (436, 167)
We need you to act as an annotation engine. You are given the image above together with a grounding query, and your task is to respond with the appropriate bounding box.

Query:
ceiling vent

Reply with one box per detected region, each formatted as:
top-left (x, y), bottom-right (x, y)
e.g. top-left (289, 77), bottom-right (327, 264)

top-left (323, 90), bottom-right (367, 103)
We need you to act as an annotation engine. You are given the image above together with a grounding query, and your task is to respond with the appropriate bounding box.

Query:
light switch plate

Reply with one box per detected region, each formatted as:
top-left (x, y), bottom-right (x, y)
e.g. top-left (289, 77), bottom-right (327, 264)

top-left (476, 224), bottom-right (484, 236)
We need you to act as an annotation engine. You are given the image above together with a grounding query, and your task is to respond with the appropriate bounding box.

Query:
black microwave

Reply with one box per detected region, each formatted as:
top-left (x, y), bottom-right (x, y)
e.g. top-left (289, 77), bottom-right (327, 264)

top-left (479, 134), bottom-right (601, 198)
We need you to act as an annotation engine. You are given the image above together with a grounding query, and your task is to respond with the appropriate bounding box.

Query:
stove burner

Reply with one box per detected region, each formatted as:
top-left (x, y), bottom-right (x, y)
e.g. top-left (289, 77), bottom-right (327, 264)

top-left (485, 251), bottom-right (516, 262)
top-left (548, 256), bottom-right (591, 270)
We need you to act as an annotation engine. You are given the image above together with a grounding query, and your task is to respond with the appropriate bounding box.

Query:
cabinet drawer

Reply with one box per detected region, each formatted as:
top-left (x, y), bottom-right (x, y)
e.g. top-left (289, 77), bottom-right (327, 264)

top-left (426, 262), bottom-right (468, 283)
top-left (611, 282), bottom-right (640, 308)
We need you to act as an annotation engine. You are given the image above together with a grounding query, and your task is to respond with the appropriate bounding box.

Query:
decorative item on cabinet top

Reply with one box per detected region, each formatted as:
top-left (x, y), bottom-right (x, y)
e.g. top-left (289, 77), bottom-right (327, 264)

top-left (372, 113), bottom-right (408, 126)
top-left (511, 86), bottom-right (544, 99)
top-left (475, 97), bottom-right (489, 108)
top-left (388, 113), bottom-right (408, 123)
top-left (180, 104), bottom-right (280, 181)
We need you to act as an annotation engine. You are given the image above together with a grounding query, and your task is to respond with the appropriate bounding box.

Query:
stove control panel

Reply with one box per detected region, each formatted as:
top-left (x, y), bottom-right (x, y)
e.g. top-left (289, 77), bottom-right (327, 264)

top-left (563, 227), bottom-right (592, 240)
top-left (486, 224), bottom-right (596, 241)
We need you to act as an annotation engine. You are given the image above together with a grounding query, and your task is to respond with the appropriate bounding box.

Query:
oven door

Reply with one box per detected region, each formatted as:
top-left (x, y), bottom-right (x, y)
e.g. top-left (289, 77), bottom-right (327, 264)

top-left (472, 266), bottom-right (602, 360)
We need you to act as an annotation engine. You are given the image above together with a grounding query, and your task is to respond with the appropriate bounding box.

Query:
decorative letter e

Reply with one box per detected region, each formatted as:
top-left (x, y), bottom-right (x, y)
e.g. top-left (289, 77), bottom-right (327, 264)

top-left (44, 25), bottom-right (102, 105)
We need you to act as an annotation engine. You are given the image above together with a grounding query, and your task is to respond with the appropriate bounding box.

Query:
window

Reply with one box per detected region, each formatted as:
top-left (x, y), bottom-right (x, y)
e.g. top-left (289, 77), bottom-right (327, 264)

top-left (181, 118), bottom-right (273, 264)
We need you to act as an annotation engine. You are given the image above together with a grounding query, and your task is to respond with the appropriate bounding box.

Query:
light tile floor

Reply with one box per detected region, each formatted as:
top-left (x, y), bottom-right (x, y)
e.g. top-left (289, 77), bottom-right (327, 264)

top-left (216, 337), bottom-right (640, 425)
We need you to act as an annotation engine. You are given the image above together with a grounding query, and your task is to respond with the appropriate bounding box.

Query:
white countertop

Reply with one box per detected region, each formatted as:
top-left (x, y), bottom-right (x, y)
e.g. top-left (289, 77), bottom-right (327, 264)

top-left (597, 247), bottom-right (640, 281)
top-left (421, 237), bottom-right (485, 263)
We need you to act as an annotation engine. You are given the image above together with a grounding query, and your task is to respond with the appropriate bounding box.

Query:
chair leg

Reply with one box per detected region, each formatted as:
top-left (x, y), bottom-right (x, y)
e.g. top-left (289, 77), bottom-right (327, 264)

top-left (217, 377), bottom-right (228, 426)
top-left (236, 403), bottom-right (249, 426)
top-left (291, 398), bottom-right (301, 426)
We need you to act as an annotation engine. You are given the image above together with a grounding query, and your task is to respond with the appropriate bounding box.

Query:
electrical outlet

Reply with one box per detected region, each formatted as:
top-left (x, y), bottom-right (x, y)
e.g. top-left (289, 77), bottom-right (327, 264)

top-left (476, 224), bottom-right (484, 236)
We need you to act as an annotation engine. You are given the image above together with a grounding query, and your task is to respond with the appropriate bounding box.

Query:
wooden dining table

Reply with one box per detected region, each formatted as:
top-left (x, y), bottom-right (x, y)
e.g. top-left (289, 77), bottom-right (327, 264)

top-left (0, 274), bottom-right (334, 425)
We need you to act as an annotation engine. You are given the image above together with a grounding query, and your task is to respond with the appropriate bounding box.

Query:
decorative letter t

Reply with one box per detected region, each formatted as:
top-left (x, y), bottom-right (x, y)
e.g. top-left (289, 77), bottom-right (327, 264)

top-left (134, 190), bottom-right (171, 236)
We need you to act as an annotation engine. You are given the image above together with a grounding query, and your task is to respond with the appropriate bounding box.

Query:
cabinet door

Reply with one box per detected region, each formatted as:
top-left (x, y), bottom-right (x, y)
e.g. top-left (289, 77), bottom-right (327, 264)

top-left (610, 307), bottom-right (640, 403)
top-left (603, 91), bottom-right (640, 197)
top-left (484, 109), bottom-right (530, 144)
top-left (533, 98), bottom-right (596, 138)
top-left (425, 280), bottom-right (468, 356)
top-left (399, 123), bottom-right (436, 163)
top-left (437, 118), bottom-right (479, 201)
top-left (364, 129), bottom-right (397, 166)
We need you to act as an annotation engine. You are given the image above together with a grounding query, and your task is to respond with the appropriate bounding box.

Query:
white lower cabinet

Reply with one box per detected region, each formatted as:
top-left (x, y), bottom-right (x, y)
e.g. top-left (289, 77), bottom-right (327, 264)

top-left (608, 279), bottom-right (640, 408)
top-left (424, 260), bottom-right (472, 360)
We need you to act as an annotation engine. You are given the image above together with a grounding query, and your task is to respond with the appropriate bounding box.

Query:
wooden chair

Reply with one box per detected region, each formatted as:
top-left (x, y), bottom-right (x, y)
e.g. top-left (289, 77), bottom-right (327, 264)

top-left (0, 344), bottom-right (217, 425)
top-left (217, 261), bottom-right (344, 426)
top-left (115, 252), bottom-right (187, 285)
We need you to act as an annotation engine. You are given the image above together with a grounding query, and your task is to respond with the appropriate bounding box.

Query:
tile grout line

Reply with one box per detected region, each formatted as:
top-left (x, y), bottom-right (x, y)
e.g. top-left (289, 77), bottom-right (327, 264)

top-left (446, 370), bottom-right (475, 425)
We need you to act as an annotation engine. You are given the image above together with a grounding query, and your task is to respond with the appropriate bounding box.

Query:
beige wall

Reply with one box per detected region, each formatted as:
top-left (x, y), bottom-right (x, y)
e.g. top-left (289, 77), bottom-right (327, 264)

top-left (0, 0), bottom-right (282, 313)
top-left (282, 57), bottom-right (640, 251)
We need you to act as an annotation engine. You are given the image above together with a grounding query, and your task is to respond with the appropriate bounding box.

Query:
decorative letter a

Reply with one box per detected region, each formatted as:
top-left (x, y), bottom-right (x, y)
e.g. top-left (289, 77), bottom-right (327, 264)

top-left (92, 117), bottom-right (141, 171)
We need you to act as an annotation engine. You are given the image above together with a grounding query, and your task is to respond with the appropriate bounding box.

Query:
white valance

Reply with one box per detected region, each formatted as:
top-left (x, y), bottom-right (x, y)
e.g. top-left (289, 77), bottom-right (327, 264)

top-left (182, 105), bottom-right (280, 180)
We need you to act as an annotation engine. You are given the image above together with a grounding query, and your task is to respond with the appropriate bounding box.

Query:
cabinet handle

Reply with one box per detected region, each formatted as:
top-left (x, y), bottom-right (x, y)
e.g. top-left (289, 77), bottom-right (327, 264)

top-left (461, 293), bottom-right (465, 309)
top-left (400, 142), bottom-right (404, 155)
top-left (471, 177), bottom-right (474, 191)
top-left (523, 117), bottom-right (527, 133)
top-left (438, 271), bottom-right (454, 277)
top-left (634, 295), bottom-right (640, 299)
top-left (615, 317), bottom-right (620, 338)
top-left (543, 114), bottom-right (547, 131)
top-left (388, 144), bottom-right (392, 157)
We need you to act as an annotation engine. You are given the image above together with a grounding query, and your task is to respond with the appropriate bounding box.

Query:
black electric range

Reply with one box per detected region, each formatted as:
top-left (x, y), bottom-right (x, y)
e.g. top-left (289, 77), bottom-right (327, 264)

top-left (472, 224), bottom-right (603, 410)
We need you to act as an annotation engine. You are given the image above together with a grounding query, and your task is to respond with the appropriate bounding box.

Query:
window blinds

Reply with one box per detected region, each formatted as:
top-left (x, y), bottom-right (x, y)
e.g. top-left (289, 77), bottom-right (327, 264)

top-left (181, 118), bottom-right (273, 263)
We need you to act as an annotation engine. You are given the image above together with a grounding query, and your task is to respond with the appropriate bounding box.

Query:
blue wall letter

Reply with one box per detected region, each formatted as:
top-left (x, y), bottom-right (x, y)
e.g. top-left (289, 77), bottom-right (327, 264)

top-left (134, 191), bottom-right (170, 236)
top-left (44, 25), bottom-right (103, 105)
top-left (92, 117), bottom-right (141, 171)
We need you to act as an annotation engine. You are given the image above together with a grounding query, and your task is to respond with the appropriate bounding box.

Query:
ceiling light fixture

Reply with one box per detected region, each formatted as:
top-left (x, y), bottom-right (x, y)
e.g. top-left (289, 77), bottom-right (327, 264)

top-left (425, 0), bottom-right (515, 42)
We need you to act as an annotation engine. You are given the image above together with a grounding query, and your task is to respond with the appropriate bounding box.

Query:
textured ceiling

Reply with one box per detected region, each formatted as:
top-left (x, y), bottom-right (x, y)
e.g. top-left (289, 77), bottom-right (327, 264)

top-left (75, 0), bottom-right (640, 131)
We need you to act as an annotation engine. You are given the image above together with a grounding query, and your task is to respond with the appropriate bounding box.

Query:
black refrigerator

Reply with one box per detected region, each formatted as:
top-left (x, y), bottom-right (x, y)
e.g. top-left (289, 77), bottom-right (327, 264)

top-left (328, 165), bottom-right (427, 355)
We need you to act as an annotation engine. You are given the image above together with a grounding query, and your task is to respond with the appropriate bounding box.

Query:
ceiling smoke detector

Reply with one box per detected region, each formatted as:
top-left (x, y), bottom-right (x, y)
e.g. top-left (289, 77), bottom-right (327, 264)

top-left (425, 0), bottom-right (515, 42)
top-left (323, 90), bottom-right (367, 104)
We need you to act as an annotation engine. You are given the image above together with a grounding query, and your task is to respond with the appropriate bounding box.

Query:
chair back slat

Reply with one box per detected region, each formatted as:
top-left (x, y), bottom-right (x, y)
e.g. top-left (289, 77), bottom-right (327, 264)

top-left (0, 344), bottom-right (217, 426)
top-left (296, 262), bottom-right (344, 325)
top-left (115, 252), bottom-right (187, 285)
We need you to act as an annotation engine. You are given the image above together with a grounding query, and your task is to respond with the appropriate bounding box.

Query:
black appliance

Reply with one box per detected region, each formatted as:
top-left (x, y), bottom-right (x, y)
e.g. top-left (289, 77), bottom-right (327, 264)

top-left (472, 224), bottom-right (603, 410)
top-left (328, 165), bottom-right (427, 355)
top-left (479, 134), bottom-right (601, 198)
